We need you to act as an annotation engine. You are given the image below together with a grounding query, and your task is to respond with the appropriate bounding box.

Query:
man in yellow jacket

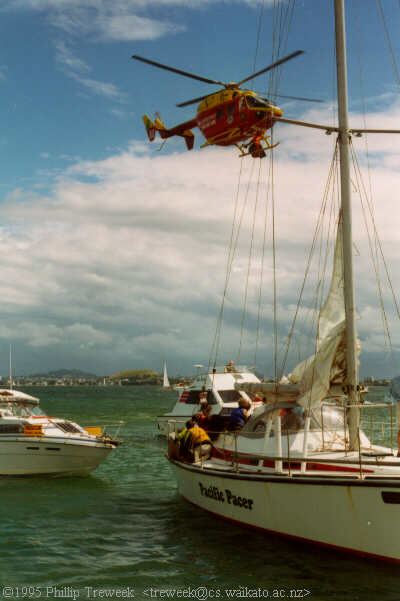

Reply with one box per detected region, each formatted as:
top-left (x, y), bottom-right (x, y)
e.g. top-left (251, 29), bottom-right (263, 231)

top-left (189, 416), bottom-right (212, 464)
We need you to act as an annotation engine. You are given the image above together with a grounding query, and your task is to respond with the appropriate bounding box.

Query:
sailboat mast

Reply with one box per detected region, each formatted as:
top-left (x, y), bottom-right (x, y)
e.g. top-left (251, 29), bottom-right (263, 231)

top-left (334, 0), bottom-right (359, 449)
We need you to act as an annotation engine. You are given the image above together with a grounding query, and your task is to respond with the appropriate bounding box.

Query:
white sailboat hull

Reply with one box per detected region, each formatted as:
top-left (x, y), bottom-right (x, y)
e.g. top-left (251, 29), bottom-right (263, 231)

top-left (173, 460), bottom-right (400, 562)
top-left (0, 437), bottom-right (114, 476)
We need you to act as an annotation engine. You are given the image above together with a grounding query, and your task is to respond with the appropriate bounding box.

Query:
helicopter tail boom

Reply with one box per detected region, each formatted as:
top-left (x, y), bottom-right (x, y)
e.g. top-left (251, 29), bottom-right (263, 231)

top-left (142, 114), bottom-right (196, 150)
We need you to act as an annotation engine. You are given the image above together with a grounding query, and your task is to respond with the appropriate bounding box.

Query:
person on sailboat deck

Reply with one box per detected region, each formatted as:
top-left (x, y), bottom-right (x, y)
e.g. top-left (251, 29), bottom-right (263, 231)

top-left (225, 360), bottom-right (237, 373)
top-left (188, 415), bottom-right (212, 463)
top-left (253, 393), bottom-right (266, 404)
top-left (175, 419), bottom-right (195, 461)
top-left (279, 405), bottom-right (305, 433)
top-left (195, 394), bottom-right (212, 427)
top-left (229, 398), bottom-right (251, 431)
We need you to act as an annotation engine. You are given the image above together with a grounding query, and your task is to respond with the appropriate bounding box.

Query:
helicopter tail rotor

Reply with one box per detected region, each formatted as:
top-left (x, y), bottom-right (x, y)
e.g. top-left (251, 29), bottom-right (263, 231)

top-left (142, 113), bottom-right (169, 141)
top-left (142, 115), bottom-right (157, 141)
top-left (142, 113), bottom-right (195, 150)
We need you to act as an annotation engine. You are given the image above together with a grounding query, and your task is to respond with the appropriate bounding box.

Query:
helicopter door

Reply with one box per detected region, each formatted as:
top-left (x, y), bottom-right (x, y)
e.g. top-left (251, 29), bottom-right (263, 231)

top-left (226, 102), bottom-right (235, 125)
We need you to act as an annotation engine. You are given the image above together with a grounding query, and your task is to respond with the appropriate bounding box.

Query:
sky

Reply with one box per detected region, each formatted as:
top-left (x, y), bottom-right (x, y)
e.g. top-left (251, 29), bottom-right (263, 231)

top-left (1, 0), bottom-right (400, 377)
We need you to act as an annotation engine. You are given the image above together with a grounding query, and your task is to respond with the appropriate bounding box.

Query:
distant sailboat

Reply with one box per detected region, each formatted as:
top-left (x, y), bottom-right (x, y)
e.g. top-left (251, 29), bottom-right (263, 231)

top-left (163, 361), bottom-right (170, 388)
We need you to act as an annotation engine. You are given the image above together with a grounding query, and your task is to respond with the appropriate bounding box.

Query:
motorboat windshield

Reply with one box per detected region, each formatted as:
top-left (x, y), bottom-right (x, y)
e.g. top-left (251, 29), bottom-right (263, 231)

top-left (0, 401), bottom-right (46, 418)
top-left (0, 389), bottom-right (43, 418)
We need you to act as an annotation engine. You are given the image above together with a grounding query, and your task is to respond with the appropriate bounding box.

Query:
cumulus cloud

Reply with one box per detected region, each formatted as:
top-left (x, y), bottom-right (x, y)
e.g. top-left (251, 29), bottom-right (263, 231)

top-left (1, 99), bottom-right (400, 375)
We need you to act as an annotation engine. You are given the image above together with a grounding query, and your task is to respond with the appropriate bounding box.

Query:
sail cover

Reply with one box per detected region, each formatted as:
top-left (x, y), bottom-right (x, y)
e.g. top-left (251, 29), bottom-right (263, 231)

top-left (289, 220), bottom-right (349, 409)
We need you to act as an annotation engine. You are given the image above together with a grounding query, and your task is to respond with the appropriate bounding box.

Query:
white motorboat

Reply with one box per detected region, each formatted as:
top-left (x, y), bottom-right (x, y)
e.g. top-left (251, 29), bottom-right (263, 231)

top-left (157, 364), bottom-right (261, 436)
top-left (167, 0), bottom-right (400, 562)
top-left (0, 388), bottom-right (119, 476)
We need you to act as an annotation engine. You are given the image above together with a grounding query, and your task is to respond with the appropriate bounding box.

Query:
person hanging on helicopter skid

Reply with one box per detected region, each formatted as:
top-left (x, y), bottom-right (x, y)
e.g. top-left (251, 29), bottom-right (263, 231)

top-left (247, 136), bottom-right (267, 158)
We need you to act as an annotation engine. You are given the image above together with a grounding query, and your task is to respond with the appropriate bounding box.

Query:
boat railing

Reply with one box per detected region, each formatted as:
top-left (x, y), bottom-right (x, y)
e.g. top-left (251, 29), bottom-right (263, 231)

top-left (167, 430), bottom-right (399, 479)
top-left (85, 420), bottom-right (124, 439)
top-left (166, 396), bottom-right (399, 477)
top-left (217, 428), bottom-right (399, 479)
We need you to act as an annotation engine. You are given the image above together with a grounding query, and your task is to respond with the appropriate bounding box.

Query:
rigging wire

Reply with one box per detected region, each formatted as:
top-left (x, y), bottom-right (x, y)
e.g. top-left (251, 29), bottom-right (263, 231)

top-left (252, 0), bottom-right (266, 74)
top-left (271, 137), bottom-right (278, 383)
top-left (376, 0), bottom-right (400, 87)
top-left (303, 165), bottom-right (340, 414)
top-left (349, 141), bottom-right (393, 355)
top-left (207, 160), bottom-right (243, 375)
top-left (254, 158), bottom-right (271, 370)
top-left (208, 160), bottom-right (256, 371)
top-left (353, 4), bottom-right (392, 355)
top-left (237, 159), bottom-right (263, 363)
top-left (268, 0), bottom-right (296, 97)
top-left (278, 141), bottom-right (340, 381)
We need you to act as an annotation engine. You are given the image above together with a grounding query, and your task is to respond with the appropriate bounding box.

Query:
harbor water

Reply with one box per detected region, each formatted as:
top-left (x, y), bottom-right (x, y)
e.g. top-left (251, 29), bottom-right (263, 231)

top-left (2, 385), bottom-right (400, 601)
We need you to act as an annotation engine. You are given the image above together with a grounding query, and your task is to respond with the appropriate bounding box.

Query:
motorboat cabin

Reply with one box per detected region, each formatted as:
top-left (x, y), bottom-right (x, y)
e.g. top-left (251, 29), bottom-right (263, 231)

top-left (157, 363), bottom-right (262, 436)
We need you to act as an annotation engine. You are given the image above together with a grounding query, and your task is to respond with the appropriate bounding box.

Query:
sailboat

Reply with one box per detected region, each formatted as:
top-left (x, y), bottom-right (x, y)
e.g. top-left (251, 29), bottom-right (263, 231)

top-left (167, 0), bottom-right (400, 562)
top-left (163, 361), bottom-right (170, 388)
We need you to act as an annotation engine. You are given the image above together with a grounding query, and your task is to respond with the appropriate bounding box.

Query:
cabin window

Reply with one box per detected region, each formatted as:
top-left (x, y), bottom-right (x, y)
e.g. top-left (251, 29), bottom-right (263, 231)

top-left (57, 422), bottom-right (82, 434)
top-left (242, 406), bottom-right (306, 438)
top-left (179, 390), bottom-right (216, 405)
top-left (218, 389), bottom-right (242, 404)
top-left (216, 108), bottom-right (224, 121)
top-left (280, 408), bottom-right (305, 433)
top-left (0, 423), bottom-right (24, 434)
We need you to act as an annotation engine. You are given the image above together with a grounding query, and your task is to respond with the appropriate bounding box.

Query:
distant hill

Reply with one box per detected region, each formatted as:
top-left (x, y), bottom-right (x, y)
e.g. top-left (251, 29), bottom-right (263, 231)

top-left (111, 369), bottom-right (161, 385)
top-left (29, 369), bottom-right (98, 379)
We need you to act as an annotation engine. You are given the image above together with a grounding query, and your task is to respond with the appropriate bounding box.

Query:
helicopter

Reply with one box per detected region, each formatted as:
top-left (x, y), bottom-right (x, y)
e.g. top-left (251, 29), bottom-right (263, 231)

top-left (132, 50), bottom-right (307, 158)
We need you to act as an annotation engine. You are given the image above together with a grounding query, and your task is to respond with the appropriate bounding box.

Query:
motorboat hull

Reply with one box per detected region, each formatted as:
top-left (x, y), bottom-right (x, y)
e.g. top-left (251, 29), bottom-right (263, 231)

top-left (172, 459), bottom-right (400, 562)
top-left (0, 436), bottom-right (114, 476)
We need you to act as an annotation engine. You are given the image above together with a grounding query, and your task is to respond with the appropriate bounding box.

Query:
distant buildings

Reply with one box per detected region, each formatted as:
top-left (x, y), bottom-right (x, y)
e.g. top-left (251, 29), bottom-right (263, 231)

top-left (0, 372), bottom-right (391, 388)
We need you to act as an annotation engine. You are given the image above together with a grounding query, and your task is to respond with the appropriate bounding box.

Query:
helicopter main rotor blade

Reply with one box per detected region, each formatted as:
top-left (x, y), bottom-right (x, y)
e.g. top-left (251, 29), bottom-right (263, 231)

top-left (132, 55), bottom-right (226, 87)
top-left (237, 50), bottom-right (304, 87)
top-left (176, 93), bottom-right (217, 108)
top-left (268, 92), bottom-right (324, 104)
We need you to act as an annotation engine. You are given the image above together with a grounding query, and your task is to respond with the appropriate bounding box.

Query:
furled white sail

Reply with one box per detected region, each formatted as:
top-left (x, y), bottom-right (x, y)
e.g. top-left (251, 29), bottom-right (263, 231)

top-left (289, 219), bottom-right (349, 409)
top-left (163, 361), bottom-right (170, 388)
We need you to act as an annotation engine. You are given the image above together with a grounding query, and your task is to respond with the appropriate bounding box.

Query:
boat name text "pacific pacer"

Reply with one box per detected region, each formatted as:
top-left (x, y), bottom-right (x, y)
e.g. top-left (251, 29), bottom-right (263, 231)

top-left (198, 482), bottom-right (254, 510)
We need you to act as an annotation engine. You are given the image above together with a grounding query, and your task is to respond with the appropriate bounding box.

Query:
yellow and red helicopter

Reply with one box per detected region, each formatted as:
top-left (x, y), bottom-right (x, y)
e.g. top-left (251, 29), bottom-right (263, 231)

top-left (132, 51), bottom-right (310, 158)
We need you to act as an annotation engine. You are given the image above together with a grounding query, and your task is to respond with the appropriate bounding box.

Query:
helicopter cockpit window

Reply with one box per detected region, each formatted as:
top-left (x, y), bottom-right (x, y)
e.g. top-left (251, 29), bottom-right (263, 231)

top-left (246, 96), bottom-right (269, 109)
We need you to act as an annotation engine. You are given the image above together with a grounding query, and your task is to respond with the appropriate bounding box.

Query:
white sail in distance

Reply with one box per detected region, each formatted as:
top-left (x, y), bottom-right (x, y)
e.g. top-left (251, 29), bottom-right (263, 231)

top-left (163, 362), bottom-right (170, 388)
